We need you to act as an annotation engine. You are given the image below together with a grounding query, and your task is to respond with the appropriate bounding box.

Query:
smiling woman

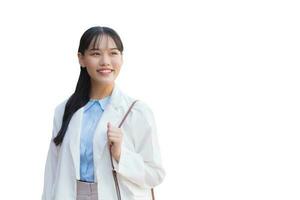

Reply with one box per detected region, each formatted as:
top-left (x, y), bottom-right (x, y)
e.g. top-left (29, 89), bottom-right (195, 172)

top-left (78, 34), bottom-right (123, 93)
top-left (41, 26), bottom-right (166, 200)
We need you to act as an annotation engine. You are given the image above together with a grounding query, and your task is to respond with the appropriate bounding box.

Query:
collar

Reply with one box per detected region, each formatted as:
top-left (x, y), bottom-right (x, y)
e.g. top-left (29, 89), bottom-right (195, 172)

top-left (109, 83), bottom-right (124, 109)
top-left (84, 95), bottom-right (111, 112)
top-left (84, 83), bottom-right (123, 112)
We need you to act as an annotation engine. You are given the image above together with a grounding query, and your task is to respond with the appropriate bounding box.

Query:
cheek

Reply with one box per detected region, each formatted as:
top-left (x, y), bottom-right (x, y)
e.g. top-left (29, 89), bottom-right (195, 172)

top-left (85, 58), bottom-right (98, 67)
top-left (112, 59), bottom-right (122, 69)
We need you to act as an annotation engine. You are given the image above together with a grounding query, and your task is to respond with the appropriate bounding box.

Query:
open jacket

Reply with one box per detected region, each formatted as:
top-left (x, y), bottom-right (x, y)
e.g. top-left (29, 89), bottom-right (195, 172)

top-left (42, 84), bottom-right (166, 200)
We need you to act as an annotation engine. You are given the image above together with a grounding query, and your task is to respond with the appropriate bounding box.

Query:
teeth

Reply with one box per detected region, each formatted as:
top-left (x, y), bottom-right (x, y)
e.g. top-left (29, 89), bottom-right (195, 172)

top-left (98, 69), bottom-right (112, 73)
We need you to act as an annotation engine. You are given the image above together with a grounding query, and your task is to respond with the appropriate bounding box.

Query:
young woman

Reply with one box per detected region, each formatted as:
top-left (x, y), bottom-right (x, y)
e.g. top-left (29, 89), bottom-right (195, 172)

top-left (42, 26), bottom-right (166, 200)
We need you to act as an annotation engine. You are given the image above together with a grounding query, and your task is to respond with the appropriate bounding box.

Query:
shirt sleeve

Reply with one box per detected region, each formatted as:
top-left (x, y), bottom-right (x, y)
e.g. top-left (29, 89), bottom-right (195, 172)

top-left (112, 101), bottom-right (166, 189)
top-left (41, 106), bottom-right (60, 200)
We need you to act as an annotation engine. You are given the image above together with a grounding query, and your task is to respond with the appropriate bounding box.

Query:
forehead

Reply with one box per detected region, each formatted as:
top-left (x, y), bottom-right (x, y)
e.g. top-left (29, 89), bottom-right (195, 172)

top-left (88, 34), bottom-right (117, 50)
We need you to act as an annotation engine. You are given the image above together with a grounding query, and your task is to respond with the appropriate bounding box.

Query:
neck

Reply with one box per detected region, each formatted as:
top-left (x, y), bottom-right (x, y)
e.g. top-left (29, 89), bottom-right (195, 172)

top-left (89, 81), bottom-right (114, 100)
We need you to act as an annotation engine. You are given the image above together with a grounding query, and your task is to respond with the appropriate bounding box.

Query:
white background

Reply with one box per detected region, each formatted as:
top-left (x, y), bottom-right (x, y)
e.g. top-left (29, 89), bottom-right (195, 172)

top-left (0, 0), bottom-right (299, 199)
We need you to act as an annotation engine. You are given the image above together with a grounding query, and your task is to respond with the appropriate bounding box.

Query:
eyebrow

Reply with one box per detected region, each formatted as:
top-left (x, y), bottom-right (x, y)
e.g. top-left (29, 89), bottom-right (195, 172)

top-left (89, 48), bottom-right (119, 51)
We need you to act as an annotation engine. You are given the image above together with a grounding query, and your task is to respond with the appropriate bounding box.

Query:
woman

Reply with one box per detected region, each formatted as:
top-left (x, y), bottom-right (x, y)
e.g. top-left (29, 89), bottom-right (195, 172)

top-left (42, 26), bottom-right (166, 200)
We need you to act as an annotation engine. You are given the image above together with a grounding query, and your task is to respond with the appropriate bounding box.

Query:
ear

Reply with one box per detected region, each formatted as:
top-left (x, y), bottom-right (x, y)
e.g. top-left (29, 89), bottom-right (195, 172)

top-left (77, 52), bottom-right (85, 67)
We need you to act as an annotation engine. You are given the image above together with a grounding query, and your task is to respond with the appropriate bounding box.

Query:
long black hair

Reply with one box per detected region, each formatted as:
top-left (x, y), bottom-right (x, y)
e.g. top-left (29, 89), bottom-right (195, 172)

top-left (53, 26), bottom-right (124, 146)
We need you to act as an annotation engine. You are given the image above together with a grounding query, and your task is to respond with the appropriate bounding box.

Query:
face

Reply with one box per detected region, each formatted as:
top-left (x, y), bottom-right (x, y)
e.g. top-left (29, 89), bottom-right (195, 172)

top-left (78, 34), bottom-right (123, 86)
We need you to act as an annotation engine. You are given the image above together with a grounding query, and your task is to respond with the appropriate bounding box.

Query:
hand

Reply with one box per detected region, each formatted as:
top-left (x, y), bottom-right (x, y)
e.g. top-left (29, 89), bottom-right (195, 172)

top-left (107, 122), bottom-right (123, 162)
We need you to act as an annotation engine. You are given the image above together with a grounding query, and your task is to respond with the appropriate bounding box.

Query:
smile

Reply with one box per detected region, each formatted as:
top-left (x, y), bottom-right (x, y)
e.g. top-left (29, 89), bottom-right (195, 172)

top-left (96, 68), bottom-right (114, 75)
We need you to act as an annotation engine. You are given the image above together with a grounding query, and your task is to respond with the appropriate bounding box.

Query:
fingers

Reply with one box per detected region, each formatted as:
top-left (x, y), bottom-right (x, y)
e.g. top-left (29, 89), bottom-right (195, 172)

top-left (108, 136), bottom-right (122, 143)
top-left (107, 122), bottom-right (122, 145)
top-left (107, 122), bottom-right (121, 133)
top-left (107, 135), bottom-right (122, 146)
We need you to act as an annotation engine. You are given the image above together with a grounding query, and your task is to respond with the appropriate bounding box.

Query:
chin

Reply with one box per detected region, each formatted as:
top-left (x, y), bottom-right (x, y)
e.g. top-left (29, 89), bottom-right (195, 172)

top-left (95, 78), bottom-right (115, 85)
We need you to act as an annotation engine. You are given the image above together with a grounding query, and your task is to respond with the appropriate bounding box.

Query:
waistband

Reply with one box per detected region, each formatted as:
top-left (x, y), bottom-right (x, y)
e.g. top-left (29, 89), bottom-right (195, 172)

top-left (76, 180), bottom-right (98, 195)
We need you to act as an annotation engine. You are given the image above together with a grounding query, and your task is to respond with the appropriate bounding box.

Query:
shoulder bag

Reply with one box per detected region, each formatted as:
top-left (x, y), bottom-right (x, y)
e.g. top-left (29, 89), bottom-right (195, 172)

top-left (109, 100), bottom-right (155, 200)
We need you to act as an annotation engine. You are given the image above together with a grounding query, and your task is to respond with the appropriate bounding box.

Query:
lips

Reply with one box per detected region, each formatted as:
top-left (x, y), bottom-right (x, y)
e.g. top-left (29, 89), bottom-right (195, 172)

top-left (97, 68), bottom-right (114, 76)
top-left (97, 68), bottom-right (114, 72)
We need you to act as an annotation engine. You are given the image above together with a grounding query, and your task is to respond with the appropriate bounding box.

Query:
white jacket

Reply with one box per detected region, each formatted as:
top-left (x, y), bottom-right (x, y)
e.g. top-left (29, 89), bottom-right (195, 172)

top-left (42, 84), bottom-right (166, 200)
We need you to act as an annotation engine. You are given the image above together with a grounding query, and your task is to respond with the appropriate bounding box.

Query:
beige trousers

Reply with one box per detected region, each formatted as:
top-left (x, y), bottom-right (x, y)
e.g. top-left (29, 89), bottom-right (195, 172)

top-left (76, 180), bottom-right (98, 200)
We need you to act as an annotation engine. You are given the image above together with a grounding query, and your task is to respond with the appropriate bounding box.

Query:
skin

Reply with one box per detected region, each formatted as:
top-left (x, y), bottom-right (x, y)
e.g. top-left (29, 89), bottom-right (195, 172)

top-left (77, 34), bottom-right (124, 162)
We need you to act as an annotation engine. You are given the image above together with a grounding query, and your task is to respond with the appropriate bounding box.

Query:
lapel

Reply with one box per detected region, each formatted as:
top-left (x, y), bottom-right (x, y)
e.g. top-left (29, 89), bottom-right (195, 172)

top-left (68, 84), bottom-right (125, 179)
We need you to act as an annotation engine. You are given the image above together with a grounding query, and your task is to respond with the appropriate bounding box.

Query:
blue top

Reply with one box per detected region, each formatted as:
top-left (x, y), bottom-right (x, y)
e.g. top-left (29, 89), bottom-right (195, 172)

top-left (79, 95), bottom-right (111, 182)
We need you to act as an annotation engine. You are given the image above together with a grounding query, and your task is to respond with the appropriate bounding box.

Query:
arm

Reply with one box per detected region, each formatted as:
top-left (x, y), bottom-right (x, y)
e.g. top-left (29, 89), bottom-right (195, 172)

top-left (42, 107), bottom-right (60, 200)
top-left (113, 101), bottom-right (166, 189)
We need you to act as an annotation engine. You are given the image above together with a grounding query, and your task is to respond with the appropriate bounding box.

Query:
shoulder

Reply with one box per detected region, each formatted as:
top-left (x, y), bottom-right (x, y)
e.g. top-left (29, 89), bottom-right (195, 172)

top-left (117, 87), bottom-right (151, 112)
top-left (119, 90), bottom-right (154, 117)
top-left (53, 96), bottom-right (69, 121)
top-left (132, 100), bottom-right (154, 119)
top-left (126, 98), bottom-right (156, 128)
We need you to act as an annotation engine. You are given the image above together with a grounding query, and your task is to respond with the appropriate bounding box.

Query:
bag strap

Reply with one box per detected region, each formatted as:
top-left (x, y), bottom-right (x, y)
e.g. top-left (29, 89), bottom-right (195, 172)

top-left (109, 100), bottom-right (155, 200)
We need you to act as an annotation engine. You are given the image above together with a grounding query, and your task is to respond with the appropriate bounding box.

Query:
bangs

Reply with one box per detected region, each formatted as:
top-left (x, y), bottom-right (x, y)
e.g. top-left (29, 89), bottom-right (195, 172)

top-left (89, 34), bottom-right (105, 50)
top-left (78, 26), bottom-right (123, 54)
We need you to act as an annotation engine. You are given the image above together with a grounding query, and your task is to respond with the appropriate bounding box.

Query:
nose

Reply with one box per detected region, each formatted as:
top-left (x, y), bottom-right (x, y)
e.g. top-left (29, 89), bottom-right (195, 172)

top-left (100, 53), bottom-right (110, 66)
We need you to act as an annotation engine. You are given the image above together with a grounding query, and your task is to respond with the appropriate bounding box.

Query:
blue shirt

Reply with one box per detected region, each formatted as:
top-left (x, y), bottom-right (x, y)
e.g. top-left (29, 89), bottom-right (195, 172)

top-left (80, 95), bottom-right (111, 182)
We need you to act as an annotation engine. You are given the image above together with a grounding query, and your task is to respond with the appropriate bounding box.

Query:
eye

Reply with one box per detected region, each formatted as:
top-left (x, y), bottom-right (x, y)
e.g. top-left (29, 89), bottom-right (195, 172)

top-left (111, 52), bottom-right (119, 55)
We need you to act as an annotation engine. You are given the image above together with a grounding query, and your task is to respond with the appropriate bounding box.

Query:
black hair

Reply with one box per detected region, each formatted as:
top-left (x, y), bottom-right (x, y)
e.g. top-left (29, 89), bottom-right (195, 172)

top-left (53, 26), bottom-right (124, 146)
